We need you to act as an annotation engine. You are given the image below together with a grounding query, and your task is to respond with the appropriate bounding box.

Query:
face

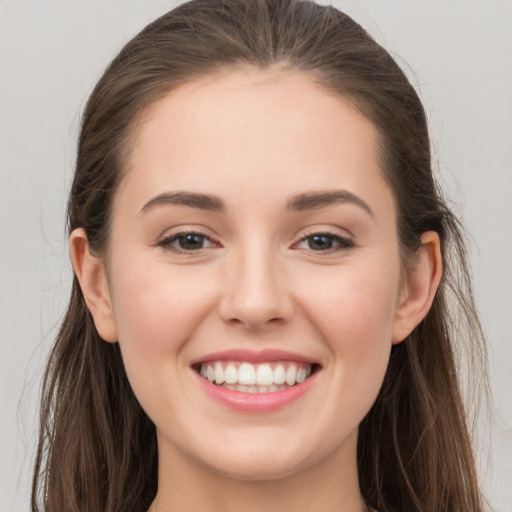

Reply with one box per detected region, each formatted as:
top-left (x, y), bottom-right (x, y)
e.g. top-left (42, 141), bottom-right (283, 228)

top-left (94, 68), bottom-right (408, 481)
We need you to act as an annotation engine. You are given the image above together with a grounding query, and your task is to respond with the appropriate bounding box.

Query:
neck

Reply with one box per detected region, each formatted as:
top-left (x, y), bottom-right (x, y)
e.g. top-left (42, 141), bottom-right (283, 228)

top-left (152, 431), bottom-right (366, 512)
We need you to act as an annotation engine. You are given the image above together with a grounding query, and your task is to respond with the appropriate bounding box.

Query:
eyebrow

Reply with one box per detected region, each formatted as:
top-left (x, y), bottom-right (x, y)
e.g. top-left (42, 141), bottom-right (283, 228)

top-left (140, 191), bottom-right (225, 214)
top-left (287, 190), bottom-right (374, 217)
top-left (140, 189), bottom-right (373, 217)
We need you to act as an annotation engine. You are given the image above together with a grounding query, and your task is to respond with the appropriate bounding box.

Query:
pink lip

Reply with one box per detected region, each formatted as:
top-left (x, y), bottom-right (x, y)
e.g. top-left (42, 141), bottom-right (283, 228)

top-left (193, 369), bottom-right (317, 413)
top-left (190, 349), bottom-right (320, 413)
top-left (189, 348), bottom-right (317, 366)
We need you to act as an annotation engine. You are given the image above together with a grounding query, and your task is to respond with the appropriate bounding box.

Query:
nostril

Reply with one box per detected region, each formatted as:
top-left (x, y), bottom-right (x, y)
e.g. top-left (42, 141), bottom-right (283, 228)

top-left (227, 316), bottom-right (284, 329)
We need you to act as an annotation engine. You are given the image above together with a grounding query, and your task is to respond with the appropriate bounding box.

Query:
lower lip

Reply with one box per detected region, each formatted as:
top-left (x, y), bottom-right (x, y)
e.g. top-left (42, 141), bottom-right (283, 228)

top-left (194, 370), bottom-right (317, 413)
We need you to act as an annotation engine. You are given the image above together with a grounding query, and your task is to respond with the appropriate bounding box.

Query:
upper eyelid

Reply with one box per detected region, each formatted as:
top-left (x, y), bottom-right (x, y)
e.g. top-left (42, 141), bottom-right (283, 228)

top-left (157, 226), bottom-right (219, 242)
top-left (299, 229), bottom-right (349, 238)
top-left (299, 222), bottom-right (353, 235)
top-left (159, 230), bottom-right (217, 245)
top-left (295, 232), bottom-right (353, 245)
top-left (161, 229), bottom-right (213, 240)
top-left (296, 228), bottom-right (354, 242)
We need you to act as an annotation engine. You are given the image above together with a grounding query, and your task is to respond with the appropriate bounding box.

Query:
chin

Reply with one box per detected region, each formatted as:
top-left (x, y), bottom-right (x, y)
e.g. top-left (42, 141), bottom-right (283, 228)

top-left (193, 432), bottom-right (330, 483)
top-left (206, 453), bottom-right (308, 482)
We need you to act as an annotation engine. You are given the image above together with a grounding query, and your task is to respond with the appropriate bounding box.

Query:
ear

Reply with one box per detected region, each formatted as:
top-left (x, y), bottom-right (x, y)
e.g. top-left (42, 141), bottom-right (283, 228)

top-left (70, 228), bottom-right (118, 343)
top-left (392, 231), bottom-right (443, 344)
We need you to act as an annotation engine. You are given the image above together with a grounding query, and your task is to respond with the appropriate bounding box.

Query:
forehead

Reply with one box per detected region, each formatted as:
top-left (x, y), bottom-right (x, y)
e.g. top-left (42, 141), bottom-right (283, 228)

top-left (117, 67), bottom-right (393, 217)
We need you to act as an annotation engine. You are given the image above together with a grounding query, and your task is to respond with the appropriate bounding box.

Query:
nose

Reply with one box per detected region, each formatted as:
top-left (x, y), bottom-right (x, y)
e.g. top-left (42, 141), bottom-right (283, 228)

top-left (218, 246), bottom-right (294, 330)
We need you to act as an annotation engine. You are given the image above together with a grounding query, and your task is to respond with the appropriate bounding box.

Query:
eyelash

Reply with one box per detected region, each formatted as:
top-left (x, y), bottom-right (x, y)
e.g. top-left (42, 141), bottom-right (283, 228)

top-left (295, 231), bottom-right (354, 254)
top-left (156, 230), bottom-right (354, 255)
top-left (157, 230), bottom-right (218, 254)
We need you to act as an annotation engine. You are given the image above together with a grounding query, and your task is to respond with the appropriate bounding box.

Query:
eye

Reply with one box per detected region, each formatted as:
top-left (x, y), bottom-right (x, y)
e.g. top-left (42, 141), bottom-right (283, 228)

top-left (158, 231), bottom-right (217, 252)
top-left (296, 232), bottom-right (354, 253)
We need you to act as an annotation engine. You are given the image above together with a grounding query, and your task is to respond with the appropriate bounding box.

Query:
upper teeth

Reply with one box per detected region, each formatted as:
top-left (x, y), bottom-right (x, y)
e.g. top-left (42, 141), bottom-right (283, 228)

top-left (199, 361), bottom-right (312, 387)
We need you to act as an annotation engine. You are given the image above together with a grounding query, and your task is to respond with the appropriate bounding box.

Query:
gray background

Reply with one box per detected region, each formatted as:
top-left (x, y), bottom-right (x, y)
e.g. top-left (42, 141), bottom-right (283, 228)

top-left (1, 1), bottom-right (511, 510)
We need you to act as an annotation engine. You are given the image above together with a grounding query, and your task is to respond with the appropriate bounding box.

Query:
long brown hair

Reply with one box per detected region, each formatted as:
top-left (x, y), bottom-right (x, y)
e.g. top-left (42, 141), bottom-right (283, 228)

top-left (31, 1), bottom-right (488, 510)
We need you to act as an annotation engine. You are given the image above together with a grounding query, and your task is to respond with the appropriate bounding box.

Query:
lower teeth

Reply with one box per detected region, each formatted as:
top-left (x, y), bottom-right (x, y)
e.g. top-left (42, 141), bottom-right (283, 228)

top-left (219, 383), bottom-right (293, 393)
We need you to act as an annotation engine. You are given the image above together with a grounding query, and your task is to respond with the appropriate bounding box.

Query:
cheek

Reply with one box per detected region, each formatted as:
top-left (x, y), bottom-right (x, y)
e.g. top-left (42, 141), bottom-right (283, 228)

top-left (299, 259), bottom-right (400, 406)
top-left (108, 259), bottom-right (218, 378)
top-left (304, 260), bottom-right (400, 348)
top-left (107, 259), bottom-right (222, 423)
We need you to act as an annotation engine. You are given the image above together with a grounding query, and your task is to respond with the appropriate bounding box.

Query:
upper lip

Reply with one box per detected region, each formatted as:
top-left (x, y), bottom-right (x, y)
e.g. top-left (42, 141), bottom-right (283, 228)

top-left (190, 348), bottom-right (318, 366)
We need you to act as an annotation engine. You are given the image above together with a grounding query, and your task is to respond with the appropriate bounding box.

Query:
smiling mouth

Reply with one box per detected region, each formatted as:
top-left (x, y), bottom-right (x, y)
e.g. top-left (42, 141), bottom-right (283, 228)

top-left (195, 361), bottom-right (318, 393)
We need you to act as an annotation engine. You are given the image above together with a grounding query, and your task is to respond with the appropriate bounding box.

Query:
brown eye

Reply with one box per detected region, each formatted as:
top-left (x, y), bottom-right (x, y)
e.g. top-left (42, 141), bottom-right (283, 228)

top-left (158, 232), bottom-right (217, 252)
top-left (177, 233), bottom-right (207, 250)
top-left (297, 233), bottom-right (354, 252)
top-left (308, 235), bottom-right (335, 251)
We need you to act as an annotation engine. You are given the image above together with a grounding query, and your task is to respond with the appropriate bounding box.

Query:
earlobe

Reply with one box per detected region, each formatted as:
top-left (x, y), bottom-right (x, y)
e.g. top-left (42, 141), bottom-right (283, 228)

top-left (70, 228), bottom-right (118, 343)
top-left (392, 231), bottom-right (443, 344)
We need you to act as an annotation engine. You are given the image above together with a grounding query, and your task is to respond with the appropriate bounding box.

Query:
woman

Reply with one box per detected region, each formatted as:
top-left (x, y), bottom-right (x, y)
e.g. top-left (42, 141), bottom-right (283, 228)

top-left (31, 0), bottom-right (488, 510)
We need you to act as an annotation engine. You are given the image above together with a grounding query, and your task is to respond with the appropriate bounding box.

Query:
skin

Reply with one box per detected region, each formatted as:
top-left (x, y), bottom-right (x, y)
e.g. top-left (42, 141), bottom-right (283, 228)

top-left (71, 68), bottom-right (442, 512)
